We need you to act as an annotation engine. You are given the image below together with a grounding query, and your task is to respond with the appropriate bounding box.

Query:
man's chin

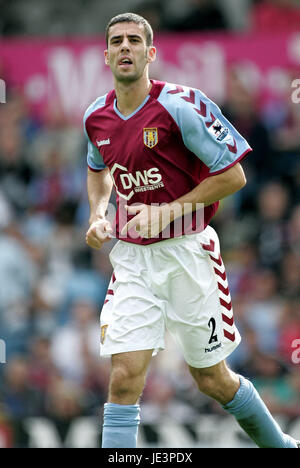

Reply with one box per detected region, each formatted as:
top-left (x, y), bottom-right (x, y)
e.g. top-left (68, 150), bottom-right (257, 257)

top-left (116, 73), bottom-right (139, 84)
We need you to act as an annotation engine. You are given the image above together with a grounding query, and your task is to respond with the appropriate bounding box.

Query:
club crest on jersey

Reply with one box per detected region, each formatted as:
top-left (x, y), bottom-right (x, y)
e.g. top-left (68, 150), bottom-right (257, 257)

top-left (143, 128), bottom-right (158, 148)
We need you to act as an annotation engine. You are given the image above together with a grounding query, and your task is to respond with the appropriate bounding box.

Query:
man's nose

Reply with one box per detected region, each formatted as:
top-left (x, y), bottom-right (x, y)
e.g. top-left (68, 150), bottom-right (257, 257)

top-left (120, 37), bottom-right (130, 50)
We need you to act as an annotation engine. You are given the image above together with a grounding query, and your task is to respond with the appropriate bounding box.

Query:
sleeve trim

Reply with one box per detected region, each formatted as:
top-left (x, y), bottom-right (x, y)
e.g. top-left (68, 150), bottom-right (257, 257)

top-left (208, 148), bottom-right (252, 176)
top-left (87, 165), bottom-right (106, 173)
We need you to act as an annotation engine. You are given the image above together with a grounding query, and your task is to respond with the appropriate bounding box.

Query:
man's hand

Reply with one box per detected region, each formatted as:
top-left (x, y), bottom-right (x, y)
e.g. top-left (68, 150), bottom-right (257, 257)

top-left (86, 219), bottom-right (113, 249)
top-left (121, 204), bottom-right (172, 239)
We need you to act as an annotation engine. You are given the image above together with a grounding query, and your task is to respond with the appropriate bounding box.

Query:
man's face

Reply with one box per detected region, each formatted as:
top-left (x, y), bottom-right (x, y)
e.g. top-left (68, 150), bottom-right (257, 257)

top-left (104, 22), bottom-right (156, 84)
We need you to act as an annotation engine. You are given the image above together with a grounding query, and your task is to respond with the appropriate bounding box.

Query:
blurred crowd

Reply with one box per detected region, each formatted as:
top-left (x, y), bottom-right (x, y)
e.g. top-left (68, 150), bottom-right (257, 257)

top-left (1, 0), bottom-right (300, 36)
top-left (0, 64), bottom-right (299, 447)
top-left (0, 0), bottom-right (300, 449)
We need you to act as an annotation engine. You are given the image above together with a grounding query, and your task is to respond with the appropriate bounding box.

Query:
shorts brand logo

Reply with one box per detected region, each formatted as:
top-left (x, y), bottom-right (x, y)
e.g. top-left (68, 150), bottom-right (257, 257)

top-left (205, 342), bottom-right (222, 353)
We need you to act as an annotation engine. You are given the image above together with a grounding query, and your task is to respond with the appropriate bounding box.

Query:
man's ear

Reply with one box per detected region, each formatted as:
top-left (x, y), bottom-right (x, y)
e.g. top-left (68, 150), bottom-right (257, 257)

top-left (104, 50), bottom-right (109, 66)
top-left (147, 46), bottom-right (156, 64)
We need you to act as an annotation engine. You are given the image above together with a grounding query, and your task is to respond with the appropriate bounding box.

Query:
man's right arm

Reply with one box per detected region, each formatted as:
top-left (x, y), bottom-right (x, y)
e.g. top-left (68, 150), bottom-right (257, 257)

top-left (86, 167), bottom-right (114, 249)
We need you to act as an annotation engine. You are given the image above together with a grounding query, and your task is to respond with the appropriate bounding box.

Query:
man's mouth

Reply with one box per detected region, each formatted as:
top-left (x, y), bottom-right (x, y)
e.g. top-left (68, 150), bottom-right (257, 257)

top-left (119, 57), bottom-right (133, 67)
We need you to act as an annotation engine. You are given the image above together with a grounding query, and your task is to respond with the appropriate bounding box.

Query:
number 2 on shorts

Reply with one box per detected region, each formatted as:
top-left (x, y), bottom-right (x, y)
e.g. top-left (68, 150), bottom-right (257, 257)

top-left (208, 317), bottom-right (218, 344)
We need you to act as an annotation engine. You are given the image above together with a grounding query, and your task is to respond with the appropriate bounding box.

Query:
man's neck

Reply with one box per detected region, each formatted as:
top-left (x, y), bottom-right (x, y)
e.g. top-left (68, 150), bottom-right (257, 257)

top-left (114, 76), bottom-right (152, 117)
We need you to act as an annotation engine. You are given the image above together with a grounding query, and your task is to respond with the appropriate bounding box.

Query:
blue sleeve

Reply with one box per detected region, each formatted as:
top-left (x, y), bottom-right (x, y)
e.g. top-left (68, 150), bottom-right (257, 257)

top-left (86, 135), bottom-right (106, 171)
top-left (158, 84), bottom-right (252, 174)
top-left (83, 96), bottom-right (107, 171)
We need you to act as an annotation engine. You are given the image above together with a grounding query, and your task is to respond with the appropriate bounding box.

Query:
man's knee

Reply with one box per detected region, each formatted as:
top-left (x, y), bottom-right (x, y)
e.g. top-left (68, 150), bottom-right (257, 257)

top-left (190, 370), bottom-right (218, 395)
top-left (109, 364), bottom-right (145, 398)
top-left (108, 350), bottom-right (152, 403)
top-left (189, 361), bottom-right (240, 404)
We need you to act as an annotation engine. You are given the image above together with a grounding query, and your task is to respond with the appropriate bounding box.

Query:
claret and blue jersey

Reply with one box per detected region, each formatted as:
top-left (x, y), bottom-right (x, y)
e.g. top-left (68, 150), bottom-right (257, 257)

top-left (83, 80), bottom-right (252, 244)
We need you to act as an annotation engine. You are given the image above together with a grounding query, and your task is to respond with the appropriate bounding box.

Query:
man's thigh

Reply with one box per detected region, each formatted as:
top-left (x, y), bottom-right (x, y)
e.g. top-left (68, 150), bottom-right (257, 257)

top-left (163, 226), bottom-right (241, 368)
top-left (100, 241), bottom-right (166, 357)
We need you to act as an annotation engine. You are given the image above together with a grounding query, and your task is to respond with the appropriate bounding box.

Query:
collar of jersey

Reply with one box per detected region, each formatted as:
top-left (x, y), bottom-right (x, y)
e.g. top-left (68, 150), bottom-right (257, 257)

top-left (113, 94), bottom-right (150, 121)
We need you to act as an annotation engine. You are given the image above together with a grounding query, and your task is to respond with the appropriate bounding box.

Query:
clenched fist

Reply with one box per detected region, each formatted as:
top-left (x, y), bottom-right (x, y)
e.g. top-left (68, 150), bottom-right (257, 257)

top-left (86, 219), bottom-right (113, 249)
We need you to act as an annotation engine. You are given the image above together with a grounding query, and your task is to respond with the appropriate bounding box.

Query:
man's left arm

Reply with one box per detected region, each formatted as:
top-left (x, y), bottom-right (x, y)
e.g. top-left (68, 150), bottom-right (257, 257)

top-left (169, 161), bottom-right (246, 215)
top-left (121, 162), bottom-right (246, 238)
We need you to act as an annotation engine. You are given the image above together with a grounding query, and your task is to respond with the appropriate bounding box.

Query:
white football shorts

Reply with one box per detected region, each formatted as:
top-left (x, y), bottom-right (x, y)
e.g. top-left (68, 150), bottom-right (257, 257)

top-left (100, 225), bottom-right (241, 368)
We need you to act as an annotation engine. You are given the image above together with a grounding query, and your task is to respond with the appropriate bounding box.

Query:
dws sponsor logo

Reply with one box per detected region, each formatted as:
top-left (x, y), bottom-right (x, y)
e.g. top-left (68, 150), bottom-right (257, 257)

top-left (110, 163), bottom-right (164, 200)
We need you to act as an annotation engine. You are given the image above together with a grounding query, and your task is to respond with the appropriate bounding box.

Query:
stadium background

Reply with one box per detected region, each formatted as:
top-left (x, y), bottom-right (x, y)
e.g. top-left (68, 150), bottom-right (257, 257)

top-left (0, 0), bottom-right (300, 448)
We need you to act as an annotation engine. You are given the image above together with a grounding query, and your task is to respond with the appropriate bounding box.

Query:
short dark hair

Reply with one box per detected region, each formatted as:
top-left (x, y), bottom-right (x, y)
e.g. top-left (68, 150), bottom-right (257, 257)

top-left (105, 13), bottom-right (153, 47)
